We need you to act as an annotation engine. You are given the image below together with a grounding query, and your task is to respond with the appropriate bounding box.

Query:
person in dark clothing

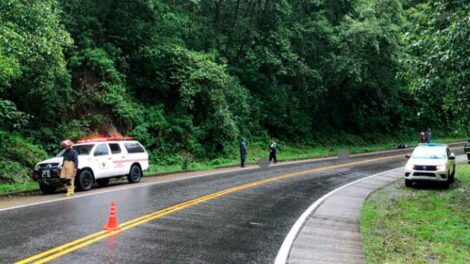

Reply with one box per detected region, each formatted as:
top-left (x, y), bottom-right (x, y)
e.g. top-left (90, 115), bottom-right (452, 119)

top-left (419, 132), bottom-right (428, 143)
top-left (426, 128), bottom-right (432, 143)
top-left (239, 138), bottom-right (247, 167)
top-left (269, 139), bottom-right (277, 163)
top-left (60, 139), bottom-right (79, 196)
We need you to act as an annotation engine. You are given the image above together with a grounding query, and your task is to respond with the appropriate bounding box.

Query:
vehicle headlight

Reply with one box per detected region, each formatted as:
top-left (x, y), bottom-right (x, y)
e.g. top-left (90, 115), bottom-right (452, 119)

top-left (34, 163), bottom-right (39, 171)
top-left (437, 165), bottom-right (447, 171)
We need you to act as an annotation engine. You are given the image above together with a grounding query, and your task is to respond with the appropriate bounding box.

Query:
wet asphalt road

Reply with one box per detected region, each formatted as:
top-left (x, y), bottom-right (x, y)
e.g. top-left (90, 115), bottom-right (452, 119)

top-left (0, 147), bottom-right (463, 263)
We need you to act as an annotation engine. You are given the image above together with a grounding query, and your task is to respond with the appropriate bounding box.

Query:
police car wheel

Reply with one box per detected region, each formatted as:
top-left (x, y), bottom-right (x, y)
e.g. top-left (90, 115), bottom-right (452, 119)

top-left (77, 170), bottom-right (94, 191)
top-left (39, 183), bottom-right (56, 194)
top-left (128, 165), bottom-right (142, 183)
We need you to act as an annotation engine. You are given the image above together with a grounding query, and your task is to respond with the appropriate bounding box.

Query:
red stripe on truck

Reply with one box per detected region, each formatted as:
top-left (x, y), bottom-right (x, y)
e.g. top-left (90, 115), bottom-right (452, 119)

top-left (111, 159), bottom-right (149, 164)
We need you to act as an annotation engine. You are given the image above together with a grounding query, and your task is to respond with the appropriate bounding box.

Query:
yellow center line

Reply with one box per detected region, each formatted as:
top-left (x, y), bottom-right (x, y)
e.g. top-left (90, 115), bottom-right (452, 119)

top-left (14, 231), bottom-right (107, 264)
top-left (16, 154), bottom-right (402, 264)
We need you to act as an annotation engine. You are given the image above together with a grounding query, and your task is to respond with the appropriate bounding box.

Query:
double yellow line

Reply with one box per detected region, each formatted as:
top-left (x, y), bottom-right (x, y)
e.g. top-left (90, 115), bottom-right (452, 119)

top-left (16, 154), bottom-right (400, 263)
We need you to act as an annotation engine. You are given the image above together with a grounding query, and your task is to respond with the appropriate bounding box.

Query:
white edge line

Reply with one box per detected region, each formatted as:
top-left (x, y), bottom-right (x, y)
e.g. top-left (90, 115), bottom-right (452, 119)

top-left (0, 172), bottom-right (220, 213)
top-left (274, 167), bottom-right (403, 264)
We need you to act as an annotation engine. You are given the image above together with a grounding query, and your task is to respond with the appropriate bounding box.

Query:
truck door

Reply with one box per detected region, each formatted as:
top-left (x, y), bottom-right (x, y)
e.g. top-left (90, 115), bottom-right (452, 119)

top-left (92, 143), bottom-right (113, 178)
top-left (108, 143), bottom-right (127, 175)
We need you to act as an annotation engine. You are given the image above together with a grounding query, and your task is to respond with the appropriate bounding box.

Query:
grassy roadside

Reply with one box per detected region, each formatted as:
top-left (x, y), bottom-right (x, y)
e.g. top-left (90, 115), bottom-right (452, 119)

top-left (0, 136), bottom-right (466, 195)
top-left (0, 182), bottom-right (38, 194)
top-left (361, 164), bottom-right (470, 263)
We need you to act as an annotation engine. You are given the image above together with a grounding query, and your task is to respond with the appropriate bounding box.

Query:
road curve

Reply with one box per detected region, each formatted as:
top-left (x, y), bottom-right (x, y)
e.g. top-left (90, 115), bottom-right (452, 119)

top-left (0, 145), bottom-right (463, 263)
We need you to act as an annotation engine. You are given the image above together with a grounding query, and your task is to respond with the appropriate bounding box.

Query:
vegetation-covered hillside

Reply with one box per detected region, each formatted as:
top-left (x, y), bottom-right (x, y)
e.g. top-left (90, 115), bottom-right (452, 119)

top-left (0, 0), bottom-right (468, 183)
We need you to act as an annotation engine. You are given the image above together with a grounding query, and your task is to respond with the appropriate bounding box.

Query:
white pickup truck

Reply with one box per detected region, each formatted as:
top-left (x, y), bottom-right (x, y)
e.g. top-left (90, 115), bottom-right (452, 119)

top-left (32, 137), bottom-right (149, 194)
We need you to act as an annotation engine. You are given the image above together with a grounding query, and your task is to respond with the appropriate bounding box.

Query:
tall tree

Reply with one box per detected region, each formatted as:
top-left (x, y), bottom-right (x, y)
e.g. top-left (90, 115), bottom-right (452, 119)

top-left (0, 0), bottom-right (72, 128)
top-left (402, 0), bottom-right (470, 128)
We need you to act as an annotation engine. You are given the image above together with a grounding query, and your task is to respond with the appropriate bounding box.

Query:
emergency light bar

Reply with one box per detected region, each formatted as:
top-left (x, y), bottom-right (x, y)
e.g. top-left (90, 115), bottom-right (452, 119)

top-left (77, 136), bottom-right (134, 143)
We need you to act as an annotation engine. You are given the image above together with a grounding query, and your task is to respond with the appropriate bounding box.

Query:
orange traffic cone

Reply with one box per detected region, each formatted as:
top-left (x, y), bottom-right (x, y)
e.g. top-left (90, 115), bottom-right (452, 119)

top-left (103, 201), bottom-right (121, 231)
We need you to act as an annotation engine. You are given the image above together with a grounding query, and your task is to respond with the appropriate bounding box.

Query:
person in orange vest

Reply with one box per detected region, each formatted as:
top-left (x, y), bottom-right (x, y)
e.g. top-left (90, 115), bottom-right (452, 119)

top-left (60, 139), bottom-right (78, 196)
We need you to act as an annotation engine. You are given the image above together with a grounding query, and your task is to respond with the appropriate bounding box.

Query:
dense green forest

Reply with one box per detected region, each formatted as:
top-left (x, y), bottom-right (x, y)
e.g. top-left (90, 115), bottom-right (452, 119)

top-left (0, 0), bottom-right (469, 183)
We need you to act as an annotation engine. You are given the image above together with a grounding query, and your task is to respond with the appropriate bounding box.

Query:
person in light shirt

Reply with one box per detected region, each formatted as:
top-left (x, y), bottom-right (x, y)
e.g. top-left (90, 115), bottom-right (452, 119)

top-left (269, 139), bottom-right (277, 163)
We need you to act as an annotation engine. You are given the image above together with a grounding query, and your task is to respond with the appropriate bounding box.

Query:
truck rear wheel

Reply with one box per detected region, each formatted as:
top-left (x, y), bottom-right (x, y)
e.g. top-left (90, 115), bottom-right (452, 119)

top-left (39, 183), bottom-right (56, 194)
top-left (127, 165), bottom-right (142, 183)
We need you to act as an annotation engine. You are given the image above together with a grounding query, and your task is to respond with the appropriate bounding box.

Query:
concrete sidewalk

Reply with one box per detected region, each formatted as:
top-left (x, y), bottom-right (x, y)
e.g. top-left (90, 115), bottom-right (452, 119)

top-left (286, 168), bottom-right (403, 264)
top-left (280, 155), bottom-right (467, 264)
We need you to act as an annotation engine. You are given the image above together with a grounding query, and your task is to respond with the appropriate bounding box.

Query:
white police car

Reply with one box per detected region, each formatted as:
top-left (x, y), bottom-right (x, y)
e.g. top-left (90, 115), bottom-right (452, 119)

top-left (404, 143), bottom-right (456, 188)
top-left (33, 137), bottom-right (149, 194)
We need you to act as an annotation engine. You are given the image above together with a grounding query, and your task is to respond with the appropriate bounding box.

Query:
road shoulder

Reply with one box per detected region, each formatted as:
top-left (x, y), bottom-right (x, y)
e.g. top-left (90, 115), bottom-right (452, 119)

top-left (277, 168), bottom-right (403, 264)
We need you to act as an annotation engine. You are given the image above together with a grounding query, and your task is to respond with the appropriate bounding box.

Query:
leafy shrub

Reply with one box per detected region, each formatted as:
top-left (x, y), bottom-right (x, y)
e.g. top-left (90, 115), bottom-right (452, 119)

top-left (0, 131), bottom-right (47, 183)
top-left (0, 99), bottom-right (29, 130)
top-left (0, 161), bottom-right (30, 183)
top-left (210, 158), bottom-right (223, 166)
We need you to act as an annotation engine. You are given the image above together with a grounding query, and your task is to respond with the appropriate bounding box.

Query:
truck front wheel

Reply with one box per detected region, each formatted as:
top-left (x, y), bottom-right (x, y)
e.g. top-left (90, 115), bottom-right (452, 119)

top-left (76, 169), bottom-right (94, 191)
top-left (405, 179), bottom-right (413, 187)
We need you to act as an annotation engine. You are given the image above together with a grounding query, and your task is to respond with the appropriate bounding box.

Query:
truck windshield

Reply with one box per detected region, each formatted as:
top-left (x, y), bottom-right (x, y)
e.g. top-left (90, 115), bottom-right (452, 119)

top-left (56, 144), bottom-right (94, 157)
top-left (411, 147), bottom-right (447, 159)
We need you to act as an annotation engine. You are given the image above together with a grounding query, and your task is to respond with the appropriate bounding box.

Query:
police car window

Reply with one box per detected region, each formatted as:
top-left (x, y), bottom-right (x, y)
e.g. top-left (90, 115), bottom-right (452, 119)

top-left (124, 142), bottom-right (145, 153)
top-left (109, 143), bottom-right (121, 154)
top-left (94, 144), bottom-right (109, 156)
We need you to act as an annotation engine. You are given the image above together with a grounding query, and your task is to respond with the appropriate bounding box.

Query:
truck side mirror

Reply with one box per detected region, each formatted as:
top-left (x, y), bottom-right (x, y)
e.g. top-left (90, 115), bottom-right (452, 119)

top-left (405, 154), bottom-right (411, 159)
